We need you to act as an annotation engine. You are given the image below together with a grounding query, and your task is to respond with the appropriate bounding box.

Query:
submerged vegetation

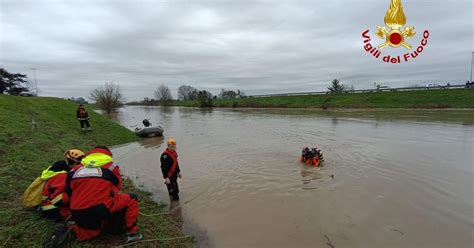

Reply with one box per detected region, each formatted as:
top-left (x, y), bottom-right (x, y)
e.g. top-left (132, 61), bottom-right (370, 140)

top-left (90, 82), bottom-right (124, 114)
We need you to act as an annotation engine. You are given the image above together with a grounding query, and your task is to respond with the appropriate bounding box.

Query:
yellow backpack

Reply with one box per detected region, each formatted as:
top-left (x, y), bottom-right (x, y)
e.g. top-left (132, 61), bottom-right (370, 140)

top-left (22, 177), bottom-right (45, 207)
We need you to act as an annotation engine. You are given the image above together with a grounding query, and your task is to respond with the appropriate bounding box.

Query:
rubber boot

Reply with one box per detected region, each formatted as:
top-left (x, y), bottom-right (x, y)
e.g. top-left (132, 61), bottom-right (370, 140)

top-left (43, 225), bottom-right (73, 248)
top-left (125, 233), bottom-right (143, 244)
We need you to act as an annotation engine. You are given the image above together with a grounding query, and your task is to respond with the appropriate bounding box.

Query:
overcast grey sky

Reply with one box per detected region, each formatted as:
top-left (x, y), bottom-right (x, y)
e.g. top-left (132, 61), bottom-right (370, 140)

top-left (1, 0), bottom-right (472, 100)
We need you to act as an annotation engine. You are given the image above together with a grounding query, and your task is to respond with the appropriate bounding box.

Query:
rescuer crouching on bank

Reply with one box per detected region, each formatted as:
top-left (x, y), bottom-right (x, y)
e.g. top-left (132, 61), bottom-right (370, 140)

top-left (62, 146), bottom-right (142, 244)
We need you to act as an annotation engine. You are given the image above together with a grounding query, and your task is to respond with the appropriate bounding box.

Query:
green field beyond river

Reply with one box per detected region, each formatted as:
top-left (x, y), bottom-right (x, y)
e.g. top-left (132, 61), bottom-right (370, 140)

top-left (111, 106), bottom-right (473, 248)
top-left (174, 89), bottom-right (474, 108)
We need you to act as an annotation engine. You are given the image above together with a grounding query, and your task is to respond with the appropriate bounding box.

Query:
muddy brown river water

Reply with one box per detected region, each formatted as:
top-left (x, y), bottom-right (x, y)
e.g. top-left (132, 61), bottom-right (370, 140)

top-left (111, 107), bottom-right (473, 248)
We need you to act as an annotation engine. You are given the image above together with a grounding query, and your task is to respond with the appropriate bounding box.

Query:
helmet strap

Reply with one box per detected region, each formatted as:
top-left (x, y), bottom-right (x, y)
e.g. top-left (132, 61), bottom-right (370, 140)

top-left (66, 158), bottom-right (75, 166)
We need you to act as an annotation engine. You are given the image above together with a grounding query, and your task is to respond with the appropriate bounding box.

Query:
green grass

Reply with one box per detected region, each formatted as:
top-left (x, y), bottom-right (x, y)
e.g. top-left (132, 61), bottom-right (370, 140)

top-left (175, 89), bottom-right (474, 108)
top-left (0, 95), bottom-right (193, 247)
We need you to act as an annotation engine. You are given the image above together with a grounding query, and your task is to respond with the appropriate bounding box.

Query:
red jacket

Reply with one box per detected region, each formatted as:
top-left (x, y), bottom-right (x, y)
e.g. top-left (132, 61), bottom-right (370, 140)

top-left (41, 173), bottom-right (67, 211)
top-left (64, 148), bottom-right (122, 211)
top-left (76, 108), bottom-right (89, 119)
top-left (40, 160), bottom-right (71, 210)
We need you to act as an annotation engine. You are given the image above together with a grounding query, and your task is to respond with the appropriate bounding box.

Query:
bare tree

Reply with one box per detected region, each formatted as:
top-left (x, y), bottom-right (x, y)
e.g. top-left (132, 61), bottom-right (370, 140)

top-left (177, 85), bottom-right (198, 100)
top-left (154, 84), bottom-right (173, 106)
top-left (219, 88), bottom-right (238, 99)
top-left (90, 82), bottom-right (124, 114)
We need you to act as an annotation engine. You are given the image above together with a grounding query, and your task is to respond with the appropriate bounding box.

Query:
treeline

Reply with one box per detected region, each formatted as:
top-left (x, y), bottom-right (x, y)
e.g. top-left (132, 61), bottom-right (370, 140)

top-left (0, 68), bottom-right (30, 95)
top-left (127, 85), bottom-right (245, 107)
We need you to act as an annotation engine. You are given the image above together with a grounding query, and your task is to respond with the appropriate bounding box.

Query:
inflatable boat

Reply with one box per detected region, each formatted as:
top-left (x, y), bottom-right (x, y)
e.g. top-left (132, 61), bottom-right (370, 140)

top-left (134, 126), bottom-right (164, 137)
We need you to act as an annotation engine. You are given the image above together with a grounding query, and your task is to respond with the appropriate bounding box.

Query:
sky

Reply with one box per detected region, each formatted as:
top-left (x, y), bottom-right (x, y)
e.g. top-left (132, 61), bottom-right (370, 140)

top-left (1, 0), bottom-right (473, 101)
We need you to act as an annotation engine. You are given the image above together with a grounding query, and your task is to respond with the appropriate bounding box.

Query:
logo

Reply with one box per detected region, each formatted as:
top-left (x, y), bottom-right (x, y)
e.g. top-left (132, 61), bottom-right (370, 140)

top-left (73, 167), bottom-right (102, 178)
top-left (361, 0), bottom-right (430, 64)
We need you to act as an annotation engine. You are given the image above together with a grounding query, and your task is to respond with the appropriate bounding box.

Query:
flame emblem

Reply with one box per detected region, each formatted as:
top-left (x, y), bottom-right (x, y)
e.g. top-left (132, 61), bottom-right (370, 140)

top-left (376, 0), bottom-right (416, 49)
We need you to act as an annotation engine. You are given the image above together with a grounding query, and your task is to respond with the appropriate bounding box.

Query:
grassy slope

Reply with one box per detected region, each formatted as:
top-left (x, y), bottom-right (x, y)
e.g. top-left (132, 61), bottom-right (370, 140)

top-left (0, 95), bottom-right (193, 247)
top-left (175, 89), bottom-right (474, 108)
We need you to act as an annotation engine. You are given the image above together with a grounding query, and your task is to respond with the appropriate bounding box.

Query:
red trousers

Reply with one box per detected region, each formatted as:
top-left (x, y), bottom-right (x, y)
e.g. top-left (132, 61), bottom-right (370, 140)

top-left (71, 193), bottom-right (139, 241)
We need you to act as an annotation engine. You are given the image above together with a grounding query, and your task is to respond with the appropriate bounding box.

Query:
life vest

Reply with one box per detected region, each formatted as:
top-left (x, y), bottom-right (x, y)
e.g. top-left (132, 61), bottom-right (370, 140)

top-left (313, 157), bottom-right (321, 167)
top-left (78, 109), bottom-right (88, 118)
top-left (66, 148), bottom-right (122, 231)
top-left (164, 149), bottom-right (178, 178)
top-left (300, 147), bottom-right (323, 167)
top-left (41, 166), bottom-right (67, 180)
top-left (67, 148), bottom-right (120, 211)
top-left (80, 150), bottom-right (113, 168)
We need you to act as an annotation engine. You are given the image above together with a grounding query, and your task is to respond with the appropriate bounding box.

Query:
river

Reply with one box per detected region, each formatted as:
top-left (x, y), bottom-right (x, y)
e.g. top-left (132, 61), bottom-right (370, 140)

top-left (111, 106), bottom-right (473, 248)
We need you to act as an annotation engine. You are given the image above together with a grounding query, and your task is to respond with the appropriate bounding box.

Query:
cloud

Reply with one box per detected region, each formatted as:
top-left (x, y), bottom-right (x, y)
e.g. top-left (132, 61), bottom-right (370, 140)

top-left (1, 0), bottom-right (472, 100)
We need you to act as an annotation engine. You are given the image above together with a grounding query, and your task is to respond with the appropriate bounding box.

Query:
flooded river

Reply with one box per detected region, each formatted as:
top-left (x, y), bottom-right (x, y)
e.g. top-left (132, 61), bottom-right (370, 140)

top-left (111, 107), bottom-right (473, 248)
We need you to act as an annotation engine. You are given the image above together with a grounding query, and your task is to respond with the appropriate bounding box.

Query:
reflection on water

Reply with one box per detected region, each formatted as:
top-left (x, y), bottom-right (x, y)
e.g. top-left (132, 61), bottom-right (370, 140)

top-left (138, 136), bottom-right (164, 149)
top-left (111, 106), bottom-right (474, 248)
top-left (159, 107), bottom-right (176, 115)
top-left (300, 166), bottom-right (324, 187)
top-left (301, 173), bottom-right (322, 190)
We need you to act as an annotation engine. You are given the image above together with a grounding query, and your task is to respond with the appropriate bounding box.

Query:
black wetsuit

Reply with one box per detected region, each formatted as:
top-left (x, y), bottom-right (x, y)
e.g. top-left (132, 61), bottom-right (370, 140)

top-left (160, 150), bottom-right (181, 201)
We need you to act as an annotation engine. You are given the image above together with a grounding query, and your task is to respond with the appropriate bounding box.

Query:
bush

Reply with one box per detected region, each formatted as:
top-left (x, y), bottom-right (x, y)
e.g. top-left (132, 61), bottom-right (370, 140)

top-left (90, 83), bottom-right (124, 114)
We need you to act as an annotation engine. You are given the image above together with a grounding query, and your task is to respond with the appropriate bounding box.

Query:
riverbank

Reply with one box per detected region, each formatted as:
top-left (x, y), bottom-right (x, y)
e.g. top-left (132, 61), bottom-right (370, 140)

top-left (174, 89), bottom-right (474, 108)
top-left (0, 95), bottom-right (193, 247)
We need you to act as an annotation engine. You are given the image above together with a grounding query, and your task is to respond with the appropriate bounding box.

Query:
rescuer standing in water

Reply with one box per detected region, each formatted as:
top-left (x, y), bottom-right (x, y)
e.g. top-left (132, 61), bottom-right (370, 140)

top-left (160, 138), bottom-right (182, 201)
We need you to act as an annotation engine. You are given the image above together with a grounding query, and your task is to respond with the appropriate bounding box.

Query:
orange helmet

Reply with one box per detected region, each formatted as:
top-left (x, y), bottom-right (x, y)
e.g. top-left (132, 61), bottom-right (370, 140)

top-left (167, 138), bottom-right (176, 146)
top-left (64, 149), bottom-right (85, 162)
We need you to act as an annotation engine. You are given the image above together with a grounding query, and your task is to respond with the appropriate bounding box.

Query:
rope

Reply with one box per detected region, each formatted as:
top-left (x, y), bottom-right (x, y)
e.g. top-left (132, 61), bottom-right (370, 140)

top-left (139, 211), bottom-right (169, 217)
top-left (112, 235), bottom-right (191, 247)
top-left (2, 235), bottom-right (11, 247)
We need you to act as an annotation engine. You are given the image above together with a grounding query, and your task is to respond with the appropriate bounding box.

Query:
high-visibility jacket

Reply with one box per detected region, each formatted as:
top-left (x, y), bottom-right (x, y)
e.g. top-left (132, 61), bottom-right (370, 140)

top-left (63, 148), bottom-right (122, 230)
top-left (40, 165), bottom-right (68, 212)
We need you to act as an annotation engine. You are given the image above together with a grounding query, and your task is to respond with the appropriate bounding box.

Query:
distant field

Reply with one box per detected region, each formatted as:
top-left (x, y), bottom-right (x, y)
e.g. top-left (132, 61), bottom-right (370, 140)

top-left (175, 89), bottom-right (474, 108)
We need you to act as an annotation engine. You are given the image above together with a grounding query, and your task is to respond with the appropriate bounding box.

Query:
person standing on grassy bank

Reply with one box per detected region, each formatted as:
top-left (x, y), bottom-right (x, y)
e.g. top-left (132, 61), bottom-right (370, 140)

top-left (76, 104), bottom-right (92, 132)
top-left (161, 138), bottom-right (182, 201)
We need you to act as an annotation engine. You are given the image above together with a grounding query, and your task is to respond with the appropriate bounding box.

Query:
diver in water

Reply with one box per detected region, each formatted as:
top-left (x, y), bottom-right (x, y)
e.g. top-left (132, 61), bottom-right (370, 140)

top-left (300, 147), bottom-right (324, 167)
